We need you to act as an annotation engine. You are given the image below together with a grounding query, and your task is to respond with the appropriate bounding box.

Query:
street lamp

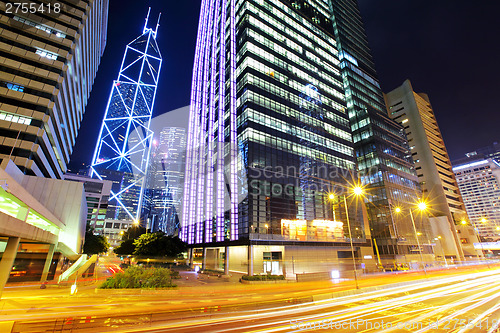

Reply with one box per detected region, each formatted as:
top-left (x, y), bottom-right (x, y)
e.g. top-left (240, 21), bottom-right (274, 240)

top-left (394, 201), bottom-right (428, 276)
top-left (328, 193), bottom-right (337, 221)
top-left (435, 236), bottom-right (448, 266)
top-left (470, 217), bottom-right (490, 268)
top-left (343, 185), bottom-right (364, 289)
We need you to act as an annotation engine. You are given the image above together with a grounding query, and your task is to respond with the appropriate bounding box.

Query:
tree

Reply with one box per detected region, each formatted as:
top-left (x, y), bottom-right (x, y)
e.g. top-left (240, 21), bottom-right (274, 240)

top-left (83, 227), bottom-right (109, 254)
top-left (114, 239), bottom-right (136, 255)
top-left (133, 232), bottom-right (186, 257)
top-left (113, 225), bottom-right (146, 255)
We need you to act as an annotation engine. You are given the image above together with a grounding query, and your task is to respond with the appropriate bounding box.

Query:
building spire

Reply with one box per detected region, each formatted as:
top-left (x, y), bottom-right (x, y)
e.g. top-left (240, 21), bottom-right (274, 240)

top-left (154, 12), bottom-right (161, 39)
top-left (143, 7), bottom-right (151, 34)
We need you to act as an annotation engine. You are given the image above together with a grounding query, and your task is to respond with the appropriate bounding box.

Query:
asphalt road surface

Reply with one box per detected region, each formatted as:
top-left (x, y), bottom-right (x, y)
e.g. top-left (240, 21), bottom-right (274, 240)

top-left (6, 268), bottom-right (500, 333)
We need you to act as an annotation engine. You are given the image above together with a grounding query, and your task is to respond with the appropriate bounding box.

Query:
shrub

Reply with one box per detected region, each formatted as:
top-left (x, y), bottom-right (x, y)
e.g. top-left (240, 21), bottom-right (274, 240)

top-left (100, 266), bottom-right (176, 289)
top-left (241, 274), bottom-right (285, 281)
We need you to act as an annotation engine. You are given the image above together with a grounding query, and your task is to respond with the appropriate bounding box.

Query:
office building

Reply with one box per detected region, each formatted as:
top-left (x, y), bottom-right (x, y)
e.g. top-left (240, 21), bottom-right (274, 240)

top-left (182, 0), bottom-right (381, 278)
top-left (453, 159), bottom-right (500, 241)
top-left (143, 127), bottom-right (186, 234)
top-left (385, 80), bottom-right (478, 259)
top-left (0, 160), bottom-right (86, 291)
top-left (330, 1), bottom-right (434, 264)
top-left (64, 173), bottom-right (112, 234)
top-left (0, 0), bottom-right (108, 178)
top-left (90, 11), bottom-right (162, 222)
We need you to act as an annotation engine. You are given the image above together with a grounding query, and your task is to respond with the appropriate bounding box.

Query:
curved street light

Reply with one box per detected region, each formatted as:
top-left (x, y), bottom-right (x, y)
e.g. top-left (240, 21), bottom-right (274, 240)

top-left (394, 201), bottom-right (428, 276)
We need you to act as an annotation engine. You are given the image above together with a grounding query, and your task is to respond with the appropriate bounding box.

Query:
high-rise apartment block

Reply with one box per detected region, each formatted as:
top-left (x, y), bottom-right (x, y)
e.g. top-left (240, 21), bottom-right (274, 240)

top-left (454, 159), bottom-right (500, 241)
top-left (91, 12), bottom-right (162, 222)
top-left (0, 0), bottom-right (108, 178)
top-left (385, 80), bottom-right (478, 260)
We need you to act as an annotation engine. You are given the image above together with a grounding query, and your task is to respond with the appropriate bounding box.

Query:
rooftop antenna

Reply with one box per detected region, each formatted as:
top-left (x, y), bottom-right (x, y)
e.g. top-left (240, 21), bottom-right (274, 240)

top-left (143, 7), bottom-right (151, 34)
top-left (153, 12), bottom-right (161, 39)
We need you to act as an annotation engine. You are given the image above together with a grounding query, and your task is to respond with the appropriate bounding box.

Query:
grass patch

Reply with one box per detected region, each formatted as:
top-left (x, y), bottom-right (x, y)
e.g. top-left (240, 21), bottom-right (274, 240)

top-left (100, 266), bottom-right (177, 289)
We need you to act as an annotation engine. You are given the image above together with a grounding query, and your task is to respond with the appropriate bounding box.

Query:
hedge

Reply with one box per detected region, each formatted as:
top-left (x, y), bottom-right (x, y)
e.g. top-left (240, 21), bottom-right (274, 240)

top-left (100, 266), bottom-right (177, 289)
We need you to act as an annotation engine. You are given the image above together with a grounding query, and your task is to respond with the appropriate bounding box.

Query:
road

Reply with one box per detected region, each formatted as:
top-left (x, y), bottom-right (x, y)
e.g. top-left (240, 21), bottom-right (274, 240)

top-left (3, 266), bottom-right (500, 332)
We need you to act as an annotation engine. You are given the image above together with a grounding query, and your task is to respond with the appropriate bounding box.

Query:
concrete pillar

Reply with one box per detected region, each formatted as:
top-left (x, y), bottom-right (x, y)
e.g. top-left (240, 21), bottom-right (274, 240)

top-left (188, 248), bottom-right (194, 267)
top-left (248, 245), bottom-right (253, 276)
top-left (224, 246), bottom-right (229, 275)
top-left (40, 243), bottom-right (56, 282)
top-left (202, 248), bottom-right (207, 270)
top-left (0, 237), bottom-right (20, 299)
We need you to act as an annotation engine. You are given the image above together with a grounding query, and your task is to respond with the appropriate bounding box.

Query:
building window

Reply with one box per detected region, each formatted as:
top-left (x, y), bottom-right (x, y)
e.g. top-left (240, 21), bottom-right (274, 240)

top-left (35, 48), bottom-right (58, 60)
top-left (0, 111), bottom-right (31, 125)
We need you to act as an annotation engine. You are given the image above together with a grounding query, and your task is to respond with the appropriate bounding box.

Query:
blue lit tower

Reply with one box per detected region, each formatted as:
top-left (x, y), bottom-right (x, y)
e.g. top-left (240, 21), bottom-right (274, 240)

top-left (91, 9), bottom-right (162, 221)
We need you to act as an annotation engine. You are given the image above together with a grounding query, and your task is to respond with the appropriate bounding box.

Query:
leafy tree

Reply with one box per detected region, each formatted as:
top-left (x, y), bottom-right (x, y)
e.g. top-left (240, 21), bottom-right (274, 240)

top-left (133, 232), bottom-right (186, 257)
top-left (83, 226), bottom-right (109, 254)
top-left (113, 225), bottom-right (146, 255)
top-left (114, 239), bottom-right (136, 255)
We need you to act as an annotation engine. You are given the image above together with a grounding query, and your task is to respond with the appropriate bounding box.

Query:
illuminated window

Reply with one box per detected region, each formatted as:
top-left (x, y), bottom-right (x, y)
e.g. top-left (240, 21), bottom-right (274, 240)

top-left (14, 16), bottom-right (66, 38)
top-left (35, 48), bottom-right (58, 60)
top-left (0, 111), bottom-right (31, 125)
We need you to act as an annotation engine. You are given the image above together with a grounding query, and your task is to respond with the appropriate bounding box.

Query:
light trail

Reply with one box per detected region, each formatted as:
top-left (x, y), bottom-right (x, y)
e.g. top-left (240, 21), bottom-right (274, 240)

top-left (7, 268), bottom-right (500, 333)
top-left (110, 269), bottom-right (500, 333)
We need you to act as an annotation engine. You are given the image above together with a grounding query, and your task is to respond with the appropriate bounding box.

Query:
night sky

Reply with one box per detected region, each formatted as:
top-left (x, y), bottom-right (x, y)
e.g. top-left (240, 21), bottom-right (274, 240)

top-left (69, 0), bottom-right (500, 169)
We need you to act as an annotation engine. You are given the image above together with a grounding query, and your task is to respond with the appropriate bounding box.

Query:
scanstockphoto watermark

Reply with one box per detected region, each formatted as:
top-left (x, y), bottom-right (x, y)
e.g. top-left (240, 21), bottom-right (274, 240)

top-left (249, 164), bottom-right (378, 198)
top-left (290, 319), bottom-right (422, 331)
top-left (289, 318), bottom-right (498, 331)
top-left (290, 318), bottom-right (428, 331)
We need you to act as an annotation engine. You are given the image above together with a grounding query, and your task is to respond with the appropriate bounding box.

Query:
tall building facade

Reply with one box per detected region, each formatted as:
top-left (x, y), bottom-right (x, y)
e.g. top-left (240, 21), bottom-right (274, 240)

top-left (330, 1), bottom-right (433, 263)
top-left (0, 0), bottom-right (108, 178)
top-left (385, 80), bottom-right (472, 259)
top-left (183, 0), bottom-right (379, 277)
top-left (453, 159), bottom-right (500, 241)
top-left (91, 12), bottom-right (162, 222)
top-left (143, 127), bottom-right (186, 234)
top-left (64, 173), bottom-right (112, 234)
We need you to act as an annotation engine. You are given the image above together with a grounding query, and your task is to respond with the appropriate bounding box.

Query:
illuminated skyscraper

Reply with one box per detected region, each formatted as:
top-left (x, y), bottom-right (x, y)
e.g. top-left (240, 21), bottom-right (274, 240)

top-left (91, 10), bottom-right (162, 221)
top-left (143, 127), bottom-right (186, 234)
top-left (183, 0), bottom-right (376, 277)
top-left (331, 0), bottom-right (434, 263)
top-left (0, 0), bottom-right (108, 178)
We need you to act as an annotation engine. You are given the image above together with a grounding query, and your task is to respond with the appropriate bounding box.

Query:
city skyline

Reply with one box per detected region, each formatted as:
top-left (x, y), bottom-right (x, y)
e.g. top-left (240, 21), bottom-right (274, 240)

top-left (69, 0), bottom-right (500, 169)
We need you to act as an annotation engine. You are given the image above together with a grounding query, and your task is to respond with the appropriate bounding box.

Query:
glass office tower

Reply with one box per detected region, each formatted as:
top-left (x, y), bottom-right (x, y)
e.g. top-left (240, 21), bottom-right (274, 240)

top-left (183, 0), bottom-right (376, 277)
top-left (143, 127), bottom-right (186, 234)
top-left (330, 0), bottom-right (434, 263)
top-left (91, 12), bottom-right (162, 221)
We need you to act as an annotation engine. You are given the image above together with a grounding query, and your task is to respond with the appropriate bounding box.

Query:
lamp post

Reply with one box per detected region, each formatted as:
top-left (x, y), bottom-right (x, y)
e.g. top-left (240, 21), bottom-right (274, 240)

top-left (329, 193), bottom-right (337, 221)
top-left (435, 236), bottom-right (448, 267)
top-left (470, 218), bottom-right (490, 268)
top-left (345, 186), bottom-right (364, 289)
top-left (394, 202), bottom-right (428, 276)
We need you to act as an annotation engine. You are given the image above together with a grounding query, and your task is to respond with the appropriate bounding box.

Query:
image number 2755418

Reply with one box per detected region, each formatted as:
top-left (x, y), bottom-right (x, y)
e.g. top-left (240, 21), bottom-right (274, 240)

top-left (5, 2), bottom-right (61, 15)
